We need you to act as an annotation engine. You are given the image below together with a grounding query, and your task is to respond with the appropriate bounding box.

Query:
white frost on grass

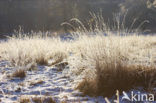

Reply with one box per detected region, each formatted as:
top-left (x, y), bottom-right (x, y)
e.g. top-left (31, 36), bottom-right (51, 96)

top-left (0, 61), bottom-right (106, 103)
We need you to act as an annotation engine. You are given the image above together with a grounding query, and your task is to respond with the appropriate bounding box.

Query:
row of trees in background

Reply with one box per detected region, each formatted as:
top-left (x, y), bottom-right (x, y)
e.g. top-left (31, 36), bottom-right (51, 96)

top-left (0, 0), bottom-right (156, 34)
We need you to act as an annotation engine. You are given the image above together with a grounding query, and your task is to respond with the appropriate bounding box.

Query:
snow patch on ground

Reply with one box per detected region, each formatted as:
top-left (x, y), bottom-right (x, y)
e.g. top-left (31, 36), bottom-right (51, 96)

top-left (1, 61), bottom-right (155, 103)
top-left (0, 61), bottom-right (106, 103)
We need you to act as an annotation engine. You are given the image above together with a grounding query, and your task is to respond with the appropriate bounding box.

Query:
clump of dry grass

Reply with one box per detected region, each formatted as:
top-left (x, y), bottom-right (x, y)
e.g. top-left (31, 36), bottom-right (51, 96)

top-left (19, 98), bottom-right (30, 103)
top-left (0, 35), bottom-right (69, 67)
top-left (54, 61), bottom-right (68, 71)
top-left (19, 96), bottom-right (56, 103)
top-left (76, 61), bottom-right (156, 97)
top-left (30, 80), bottom-right (44, 86)
top-left (12, 69), bottom-right (26, 79)
top-left (68, 35), bottom-right (156, 97)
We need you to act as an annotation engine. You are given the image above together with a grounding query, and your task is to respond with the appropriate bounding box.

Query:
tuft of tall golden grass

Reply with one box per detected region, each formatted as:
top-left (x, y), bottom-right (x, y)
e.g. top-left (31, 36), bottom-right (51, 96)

top-left (70, 35), bottom-right (156, 97)
top-left (0, 36), bottom-right (69, 67)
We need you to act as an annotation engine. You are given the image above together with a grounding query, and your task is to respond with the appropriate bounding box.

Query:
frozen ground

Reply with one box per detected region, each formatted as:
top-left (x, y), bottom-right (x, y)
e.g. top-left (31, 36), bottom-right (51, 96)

top-left (0, 60), bottom-right (155, 103)
top-left (0, 61), bottom-right (106, 103)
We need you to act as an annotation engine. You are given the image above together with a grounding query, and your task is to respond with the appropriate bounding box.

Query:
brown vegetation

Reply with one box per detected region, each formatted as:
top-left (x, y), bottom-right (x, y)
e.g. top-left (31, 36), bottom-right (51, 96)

top-left (77, 62), bottom-right (156, 97)
top-left (1, 34), bottom-right (156, 98)
top-left (12, 69), bottom-right (26, 79)
top-left (19, 96), bottom-right (56, 103)
top-left (30, 80), bottom-right (44, 86)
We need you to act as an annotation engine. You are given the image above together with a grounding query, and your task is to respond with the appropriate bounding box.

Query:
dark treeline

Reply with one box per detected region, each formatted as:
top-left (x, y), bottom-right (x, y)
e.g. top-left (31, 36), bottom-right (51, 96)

top-left (0, 0), bottom-right (156, 35)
